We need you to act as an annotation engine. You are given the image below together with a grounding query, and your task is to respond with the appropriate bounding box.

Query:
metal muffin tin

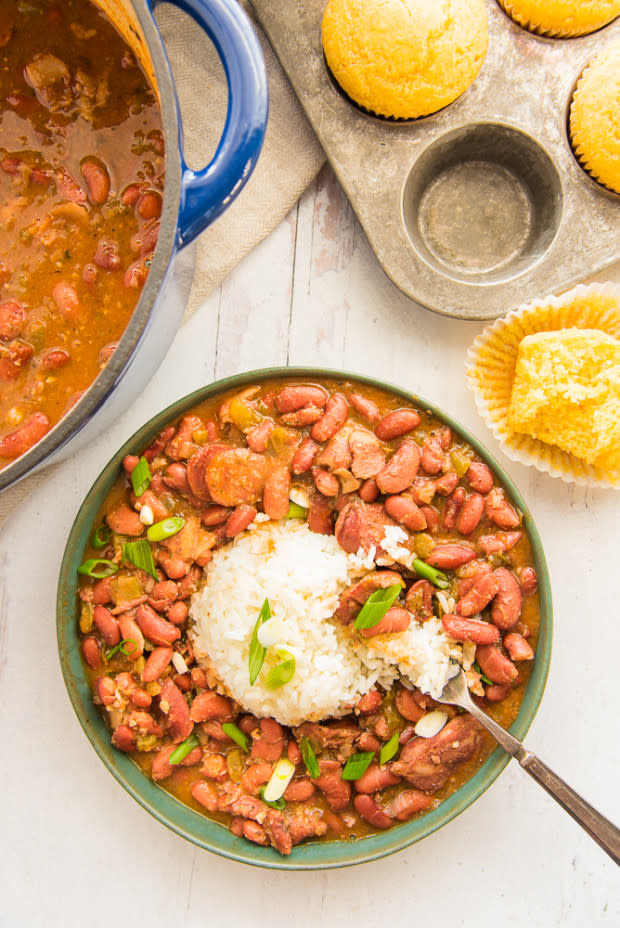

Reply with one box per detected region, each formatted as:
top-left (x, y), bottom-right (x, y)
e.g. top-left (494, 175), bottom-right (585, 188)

top-left (250, 0), bottom-right (620, 319)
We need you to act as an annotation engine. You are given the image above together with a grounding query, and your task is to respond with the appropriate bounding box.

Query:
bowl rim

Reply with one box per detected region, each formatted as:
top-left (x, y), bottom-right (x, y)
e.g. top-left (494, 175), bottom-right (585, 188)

top-left (57, 366), bottom-right (553, 870)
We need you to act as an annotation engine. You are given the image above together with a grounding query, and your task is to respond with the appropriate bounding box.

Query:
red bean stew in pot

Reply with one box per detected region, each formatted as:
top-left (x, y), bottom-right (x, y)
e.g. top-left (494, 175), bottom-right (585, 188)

top-left (0, 0), bottom-right (164, 464)
top-left (76, 378), bottom-right (540, 855)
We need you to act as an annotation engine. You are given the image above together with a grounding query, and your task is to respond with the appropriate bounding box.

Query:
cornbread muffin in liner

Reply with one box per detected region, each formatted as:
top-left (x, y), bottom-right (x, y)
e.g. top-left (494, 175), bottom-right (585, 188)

top-left (466, 283), bottom-right (620, 488)
top-left (321, 0), bottom-right (488, 120)
top-left (570, 42), bottom-right (620, 195)
top-left (497, 0), bottom-right (620, 37)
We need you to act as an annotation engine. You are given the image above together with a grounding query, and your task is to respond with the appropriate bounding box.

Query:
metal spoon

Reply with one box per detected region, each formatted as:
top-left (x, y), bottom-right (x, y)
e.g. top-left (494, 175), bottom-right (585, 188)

top-left (435, 669), bottom-right (620, 865)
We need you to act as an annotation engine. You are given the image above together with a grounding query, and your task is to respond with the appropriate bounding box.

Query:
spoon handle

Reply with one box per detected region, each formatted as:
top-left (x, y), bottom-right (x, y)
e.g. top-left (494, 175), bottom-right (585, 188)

top-left (462, 697), bottom-right (620, 864)
top-left (517, 750), bottom-right (620, 866)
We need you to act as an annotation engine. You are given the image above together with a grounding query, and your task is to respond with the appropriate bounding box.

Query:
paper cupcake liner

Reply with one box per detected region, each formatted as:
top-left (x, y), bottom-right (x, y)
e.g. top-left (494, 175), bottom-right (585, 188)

top-left (466, 282), bottom-right (620, 489)
top-left (497, 0), bottom-right (619, 37)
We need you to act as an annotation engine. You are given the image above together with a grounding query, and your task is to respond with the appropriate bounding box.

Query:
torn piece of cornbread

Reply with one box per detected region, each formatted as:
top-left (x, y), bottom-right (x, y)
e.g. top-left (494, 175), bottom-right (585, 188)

top-left (507, 327), bottom-right (620, 472)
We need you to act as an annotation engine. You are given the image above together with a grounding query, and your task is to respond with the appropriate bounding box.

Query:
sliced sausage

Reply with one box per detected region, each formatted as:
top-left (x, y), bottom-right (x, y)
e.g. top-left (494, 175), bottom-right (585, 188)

top-left (348, 429), bottom-right (386, 479)
top-left (105, 503), bottom-right (143, 536)
top-left (206, 448), bottom-right (268, 507)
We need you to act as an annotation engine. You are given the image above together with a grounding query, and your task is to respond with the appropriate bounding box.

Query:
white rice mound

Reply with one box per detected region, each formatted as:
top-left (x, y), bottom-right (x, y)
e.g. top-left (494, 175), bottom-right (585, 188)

top-left (190, 518), bottom-right (465, 727)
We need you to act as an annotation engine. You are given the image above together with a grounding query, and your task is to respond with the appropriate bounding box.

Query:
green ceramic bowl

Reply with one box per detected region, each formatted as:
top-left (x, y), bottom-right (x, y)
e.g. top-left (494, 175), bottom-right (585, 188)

top-left (57, 367), bottom-right (553, 870)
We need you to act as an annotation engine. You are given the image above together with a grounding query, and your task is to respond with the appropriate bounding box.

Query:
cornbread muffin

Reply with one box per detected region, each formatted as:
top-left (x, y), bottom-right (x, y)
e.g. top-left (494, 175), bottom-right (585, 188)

top-left (321, 0), bottom-right (488, 119)
top-left (569, 42), bottom-right (620, 195)
top-left (507, 329), bottom-right (620, 472)
top-left (498, 0), bottom-right (620, 36)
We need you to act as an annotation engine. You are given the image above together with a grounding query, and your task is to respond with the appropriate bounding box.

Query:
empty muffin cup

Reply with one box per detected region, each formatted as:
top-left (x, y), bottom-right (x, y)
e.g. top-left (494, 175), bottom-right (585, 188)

top-left (402, 124), bottom-right (562, 283)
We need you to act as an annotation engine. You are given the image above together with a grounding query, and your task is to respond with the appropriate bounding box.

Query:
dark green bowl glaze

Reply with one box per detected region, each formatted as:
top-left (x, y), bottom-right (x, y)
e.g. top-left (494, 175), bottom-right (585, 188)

top-left (57, 367), bottom-right (553, 870)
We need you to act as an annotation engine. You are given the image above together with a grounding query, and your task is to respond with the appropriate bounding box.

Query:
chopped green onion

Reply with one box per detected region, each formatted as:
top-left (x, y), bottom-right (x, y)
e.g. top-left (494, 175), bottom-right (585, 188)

top-left (262, 757), bottom-right (295, 802)
top-left (249, 598), bottom-right (270, 686)
top-left (353, 584), bottom-right (403, 631)
top-left (259, 788), bottom-right (286, 810)
top-left (169, 732), bottom-right (200, 765)
top-left (131, 456), bottom-right (151, 498)
top-left (473, 660), bottom-right (493, 686)
top-left (77, 558), bottom-right (119, 579)
top-left (264, 653), bottom-right (296, 689)
top-left (122, 540), bottom-right (157, 579)
top-left (341, 752), bottom-right (374, 781)
top-left (104, 638), bottom-right (138, 661)
top-left (221, 722), bottom-right (249, 752)
top-left (301, 736), bottom-right (320, 779)
top-left (379, 732), bottom-right (400, 766)
top-left (286, 501), bottom-right (307, 519)
top-left (91, 524), bottom-right (111, 550)
top-left (147, 516), bottom-right (185, 542)
top-left (411, 557), bottom-right (450, 589)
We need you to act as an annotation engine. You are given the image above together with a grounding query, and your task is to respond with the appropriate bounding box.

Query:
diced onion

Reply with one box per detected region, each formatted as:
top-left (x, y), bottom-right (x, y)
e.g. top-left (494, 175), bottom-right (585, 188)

top-left (289, 487), bottom-right (310, 508)
top-left (172, 652), bottom-right (189, 675)
top-left (139, 505), bottom-right (154, 525)
top-left (262, 758), bottom-right (295, 802)
top-left (414, 710), bottom-right (449, 739)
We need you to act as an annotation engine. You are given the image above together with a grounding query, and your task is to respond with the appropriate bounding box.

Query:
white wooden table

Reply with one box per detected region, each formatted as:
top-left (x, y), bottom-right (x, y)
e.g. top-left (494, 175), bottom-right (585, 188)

top-left (1, 166), bottom-right (619, 927)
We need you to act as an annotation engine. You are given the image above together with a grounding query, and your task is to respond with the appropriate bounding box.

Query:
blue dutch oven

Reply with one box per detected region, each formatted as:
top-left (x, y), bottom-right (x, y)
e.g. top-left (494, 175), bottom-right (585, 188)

top-left (0, 0), bottom-right (268, 493)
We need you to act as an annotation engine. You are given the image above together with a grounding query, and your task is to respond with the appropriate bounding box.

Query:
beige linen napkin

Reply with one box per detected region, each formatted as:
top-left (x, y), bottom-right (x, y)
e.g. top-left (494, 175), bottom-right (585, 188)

top-left (0, 2), bottom-right (325, 526)
top-left (157, 0), bottom-right (325, 317)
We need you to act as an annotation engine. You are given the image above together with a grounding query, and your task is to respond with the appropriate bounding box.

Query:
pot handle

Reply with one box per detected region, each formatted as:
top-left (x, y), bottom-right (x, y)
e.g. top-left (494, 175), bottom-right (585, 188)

top-left (148, 0), bottom-right (268, 248)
